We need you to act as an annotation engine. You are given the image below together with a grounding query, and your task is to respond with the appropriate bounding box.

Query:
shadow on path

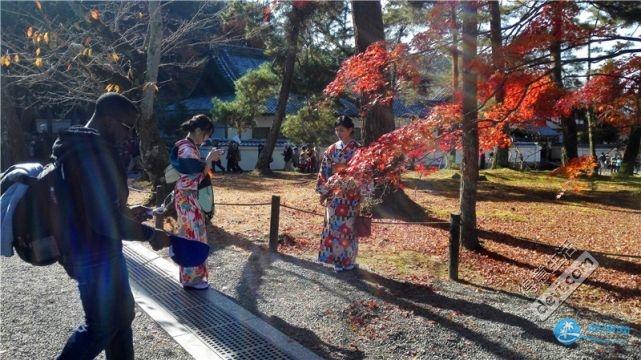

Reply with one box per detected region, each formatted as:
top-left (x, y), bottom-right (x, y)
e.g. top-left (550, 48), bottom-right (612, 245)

top-left (478, 228), bottom-right (641, 275)
top-left (208, 226), bottom-right (571, 359)
top-left (476, 247), bottom-right (641, 299)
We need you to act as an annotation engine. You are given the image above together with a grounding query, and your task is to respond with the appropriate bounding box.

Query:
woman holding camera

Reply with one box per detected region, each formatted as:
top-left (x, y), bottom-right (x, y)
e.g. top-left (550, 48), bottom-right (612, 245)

top-left (173, 115), bottom-right (222, 289)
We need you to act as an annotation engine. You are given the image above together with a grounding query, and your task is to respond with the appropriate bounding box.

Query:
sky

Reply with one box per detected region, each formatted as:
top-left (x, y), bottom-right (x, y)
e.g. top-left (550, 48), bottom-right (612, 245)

top-left (385, 1), bottom-right (640, 84)
top-left (573, 8), bottom-right (641, 65)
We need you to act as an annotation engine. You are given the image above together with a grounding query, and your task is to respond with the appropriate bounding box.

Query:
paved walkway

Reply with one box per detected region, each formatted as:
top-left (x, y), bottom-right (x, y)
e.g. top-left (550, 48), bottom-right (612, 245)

top-left (2, 235), bottom-right (639, 359)
top-left (123, 242), bottom-right (321, 360)
top-left (0, 250), bottom-right (191, 359)
top-left (0, 242), bottom-right (319, 360)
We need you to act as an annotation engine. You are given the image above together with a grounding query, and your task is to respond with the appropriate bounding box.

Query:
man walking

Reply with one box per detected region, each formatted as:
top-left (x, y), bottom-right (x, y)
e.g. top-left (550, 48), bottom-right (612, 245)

top-left (52, 93), bottom-right (170, 359)
top-left (283, 144), bottom-right (294, 171)
top-left (226, 139), bottom-right (243, 173)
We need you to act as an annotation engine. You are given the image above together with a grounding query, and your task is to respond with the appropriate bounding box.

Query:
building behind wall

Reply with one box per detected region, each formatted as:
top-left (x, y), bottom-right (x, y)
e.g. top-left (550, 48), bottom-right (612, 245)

top-left (161, 45), bottom-right (446, 170)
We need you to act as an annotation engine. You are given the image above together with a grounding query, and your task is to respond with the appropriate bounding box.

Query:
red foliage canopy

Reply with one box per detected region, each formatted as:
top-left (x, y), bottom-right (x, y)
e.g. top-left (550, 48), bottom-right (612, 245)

top-left (324, 41), bottom-right (420, 107)
top-left (481, 73), bottom-right (565, 123)
top-left (321, 2), bottom-right (631, 196)
top-left (505, 2), bottom-right (597, 59)
top-left (555, 56), bottom-right (640, 131)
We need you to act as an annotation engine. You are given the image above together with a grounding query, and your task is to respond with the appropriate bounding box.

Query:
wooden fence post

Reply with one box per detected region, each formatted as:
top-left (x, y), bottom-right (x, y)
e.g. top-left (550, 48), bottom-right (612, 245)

top-left (449, 213), bottom-right (461, 281)
top-left (269, 195), bottom-right (281, 252)
top-left (154, 184), bottom-right (165, 230)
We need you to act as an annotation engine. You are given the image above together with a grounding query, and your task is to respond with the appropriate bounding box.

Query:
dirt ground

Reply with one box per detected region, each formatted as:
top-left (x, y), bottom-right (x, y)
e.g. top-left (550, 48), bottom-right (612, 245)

top-left (128, 168), bottom-right (641, 326)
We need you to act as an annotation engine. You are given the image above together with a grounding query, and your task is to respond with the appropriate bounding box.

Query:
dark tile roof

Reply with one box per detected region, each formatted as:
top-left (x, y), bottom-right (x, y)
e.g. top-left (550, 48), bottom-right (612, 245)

top-left (393, 100), bottom-right (430, 118)
top-left (166, 95), bottom-right (441, 119)
top-left (212, 45), bottom-right (269, 83)
top-left (335, 98), bottom-right (439, 118)
top-left (166, 45), bottom-right (446, 118)
top-left (337, 98), bottom-right (359, 117)
top-left (264, 96), bottom-right (306, 115)
top-left (165, 95), bottom-right (305, 115)
top-left (523, 125), bottom-right (561, 137)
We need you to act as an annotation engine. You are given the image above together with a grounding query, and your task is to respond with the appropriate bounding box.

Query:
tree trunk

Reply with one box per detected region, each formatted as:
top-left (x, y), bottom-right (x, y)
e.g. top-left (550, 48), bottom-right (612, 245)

top-left (587, 109), bottom-right (596, 159)
top-left (550, 20), bottom-right (578, 163)
top-left (460, 0), bottom-right (480, 250)
top-left (138, 1), bottom-right (168, 185)
top-left (450, 3), bottom-right (459, 90)
top-left (621, 125), bottom-right (641, 176)
top-left (350, 0), bottom-right (425, 221)
top-left (489, 0), bottom-right (509, 169)
top-left (491, 136), bottom-right (509, 168)
top-left (560, 115), bottom-right (579, 162)
top-left (256, 20), bottom-right (300, 175)
top-left (1, 83), bottom-right (27, 170)
top-left (586, 39), bottom-right (596, 161)
top-left (447, 3), bottom-right (459, 169)
top-left (351, 0), bottom-right (394, 145)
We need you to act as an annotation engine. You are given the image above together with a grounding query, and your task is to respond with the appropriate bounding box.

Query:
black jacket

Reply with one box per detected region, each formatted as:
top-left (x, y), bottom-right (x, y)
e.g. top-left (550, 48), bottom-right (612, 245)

top-left (283, 147), bottom-right (293, 162)
top-left (51, 126), bottom-right (153, 265)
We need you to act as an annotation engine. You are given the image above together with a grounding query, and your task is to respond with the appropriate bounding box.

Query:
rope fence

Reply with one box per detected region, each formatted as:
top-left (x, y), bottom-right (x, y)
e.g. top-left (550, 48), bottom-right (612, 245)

top-left (370, 219), bottom-right (450, 225)
top-left (215, 202), bottom-right (272, 206)
top-left (151, 187), bottom-right (462, 280)
top-left (147, 184), bottom-right (640, 283)
top-left (280, 203), bottom-right (450, 225)
top-left (280, 204), bottom-right (324, 217)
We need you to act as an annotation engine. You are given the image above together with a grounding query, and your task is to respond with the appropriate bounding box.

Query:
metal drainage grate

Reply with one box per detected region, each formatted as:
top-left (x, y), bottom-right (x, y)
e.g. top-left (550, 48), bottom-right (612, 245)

top-left (193, 322), bottom-right (295, 359)
top-left (127, 261), bottom-right (167, 281)
top-left (123, 247), bottom-right (149, 265)
top-left (136, 275), bottom-right (182, 295)
top-left (173, 304), bottom-right (238, 330)
top-left (226, 344), bottom-right (295, 360)
top-left (153, 290), bottom-right (210, 311)
top-left (123, 245), bottom-right (303, 360)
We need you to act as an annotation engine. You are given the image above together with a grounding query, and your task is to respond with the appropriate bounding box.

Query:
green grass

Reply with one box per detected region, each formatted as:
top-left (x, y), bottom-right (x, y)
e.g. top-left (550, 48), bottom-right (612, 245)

top-left (481, 168), bottom-right (641, 193)
top-left (480, 168), bottom-right (566, 190)
top-left (404, 168), bottom-right (641, 194)
top-left (359, 249), bottom-right (448, 278)
top-left (426, 208), bottom-right (452, 219)
top-left (590, 176), bottom-right (641, 192)
top-left (477, 209), bottom-right (529, 222)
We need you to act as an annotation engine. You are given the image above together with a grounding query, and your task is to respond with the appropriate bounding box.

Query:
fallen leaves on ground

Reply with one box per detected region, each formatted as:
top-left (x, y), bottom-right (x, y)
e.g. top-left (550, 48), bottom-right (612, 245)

top-left (128, 169), bottom-right (641, 324)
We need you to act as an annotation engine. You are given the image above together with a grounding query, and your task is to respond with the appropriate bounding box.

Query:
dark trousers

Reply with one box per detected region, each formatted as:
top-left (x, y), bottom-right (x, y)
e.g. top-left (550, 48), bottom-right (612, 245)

top-left (226, 159), bottom-right (243, 173)
top-left (58, 252), bottom-right (135, 360)
top-left (212, 160), bottom-right (225, 172)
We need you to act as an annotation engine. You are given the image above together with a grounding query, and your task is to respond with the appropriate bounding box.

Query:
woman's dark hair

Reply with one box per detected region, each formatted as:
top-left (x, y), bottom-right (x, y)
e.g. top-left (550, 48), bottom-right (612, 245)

top-left (180, 114), bottom-right (214, 133)
top-left (334, 115), bottom-right (354, 129)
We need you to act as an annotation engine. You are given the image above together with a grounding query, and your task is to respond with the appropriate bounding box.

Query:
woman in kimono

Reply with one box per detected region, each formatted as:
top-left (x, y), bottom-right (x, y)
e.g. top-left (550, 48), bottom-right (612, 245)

top-left (172, 114), bottom-right (222, 289)
top-left (316, 116), bottom-right (361, 272)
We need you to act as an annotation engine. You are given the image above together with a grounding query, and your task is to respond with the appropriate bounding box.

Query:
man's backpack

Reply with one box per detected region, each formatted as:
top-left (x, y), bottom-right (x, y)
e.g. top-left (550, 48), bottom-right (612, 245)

top-left (1, 162), bottom-right (65, 266)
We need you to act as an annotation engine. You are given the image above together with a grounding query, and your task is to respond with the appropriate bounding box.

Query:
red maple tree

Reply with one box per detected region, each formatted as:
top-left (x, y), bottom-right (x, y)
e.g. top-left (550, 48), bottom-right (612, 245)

top-left (322, 1), bottom-right (636, 195)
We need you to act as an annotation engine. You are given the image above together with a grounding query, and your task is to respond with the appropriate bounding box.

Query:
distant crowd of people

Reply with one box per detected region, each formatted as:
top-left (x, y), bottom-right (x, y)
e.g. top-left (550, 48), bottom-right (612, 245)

top-left (194, 140), bottom-right (320, 175)
top-left (283, 144), bottom-right (319, 173)
top-left (598, 152), bottom-right (623, 175)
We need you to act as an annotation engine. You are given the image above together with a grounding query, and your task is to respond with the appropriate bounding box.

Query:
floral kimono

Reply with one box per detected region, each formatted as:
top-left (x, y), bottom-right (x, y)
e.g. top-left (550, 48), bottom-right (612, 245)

top-left (316, 139), bottom-right (361, 271)
top-left (173, 138), bottom-right (209, 287)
